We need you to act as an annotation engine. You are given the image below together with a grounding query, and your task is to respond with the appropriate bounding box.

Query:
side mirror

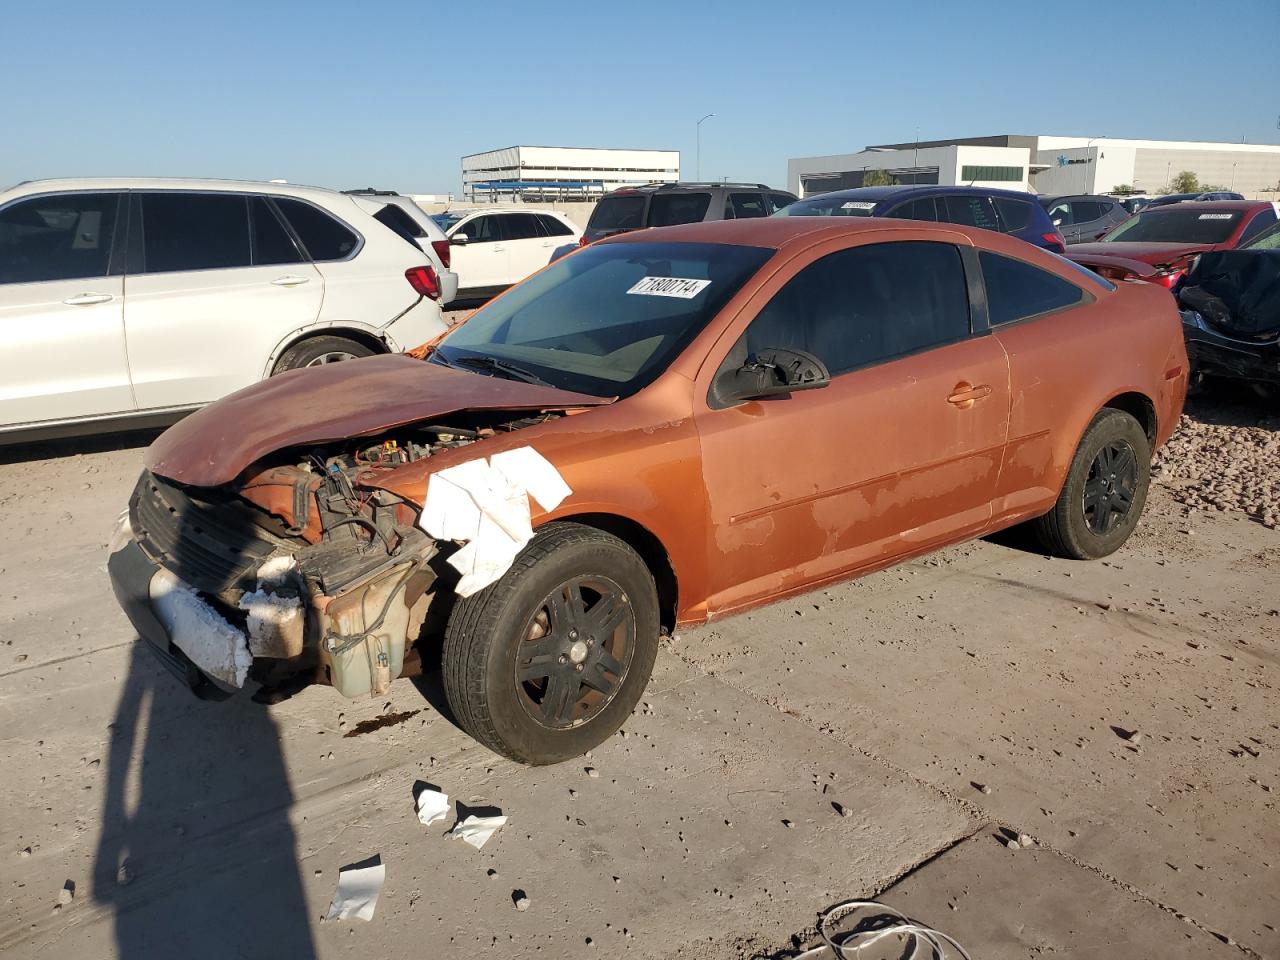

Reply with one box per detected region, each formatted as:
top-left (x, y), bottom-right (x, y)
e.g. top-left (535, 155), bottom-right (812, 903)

top-left (450, 233), bottom-right (469, 246)
top-left (717, 347), bottom-right (831, 404)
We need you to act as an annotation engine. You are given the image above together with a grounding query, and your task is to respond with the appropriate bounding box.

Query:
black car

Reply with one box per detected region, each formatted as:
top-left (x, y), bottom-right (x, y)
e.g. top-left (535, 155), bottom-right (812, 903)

top-left (1039, 194), bottom-right (1129, 244)
top-left (1177, 220), bottom-right (1280, 394)
top-left (582, 182), bottom-right (797, 243)
top-left (1144, 191), bottom-right (1245, 211)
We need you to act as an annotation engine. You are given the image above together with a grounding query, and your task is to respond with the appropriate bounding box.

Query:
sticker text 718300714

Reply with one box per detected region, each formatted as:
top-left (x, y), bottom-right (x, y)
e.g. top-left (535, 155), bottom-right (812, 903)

top-left (626, 276), bottom-right (712, 299)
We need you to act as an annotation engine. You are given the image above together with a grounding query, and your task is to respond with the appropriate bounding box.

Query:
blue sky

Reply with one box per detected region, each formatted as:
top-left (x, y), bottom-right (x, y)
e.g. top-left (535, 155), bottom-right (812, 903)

top-left (2, 0), bottom-right (1277, 194)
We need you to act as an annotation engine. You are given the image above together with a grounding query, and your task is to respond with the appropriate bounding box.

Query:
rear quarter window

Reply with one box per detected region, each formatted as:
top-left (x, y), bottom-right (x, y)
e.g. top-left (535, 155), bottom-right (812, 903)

top-left (647, 192), bottom-right (712, 227)
top-left (588, 196), bottom-right (645, 230)
top-left (981, 251), bottom-right (1086, 325)
top-left (993, 198), bottom-right (1034, 231)
top-left (272, 197), bottom-right (360, 261)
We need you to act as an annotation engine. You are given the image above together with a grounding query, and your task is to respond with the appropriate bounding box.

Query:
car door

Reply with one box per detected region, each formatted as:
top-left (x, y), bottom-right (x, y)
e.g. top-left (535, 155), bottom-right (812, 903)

top-left (124, 192), bottom-right (323, 409)
top-left (449, 214), bottom-right (509, 291)
top-left (694, 238), bottom-right (1010, 614)
top-left (501, 213), bottom-right (553, 283)
top-left (0, 191), bottom-right (133, 426)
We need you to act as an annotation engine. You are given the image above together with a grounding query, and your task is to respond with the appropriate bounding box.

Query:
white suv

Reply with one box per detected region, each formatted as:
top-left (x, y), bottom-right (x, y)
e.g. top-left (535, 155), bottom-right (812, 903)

top-left (343, 189), bottom-right (459, 304)
top-left (432, 208), bottom-right (581, 298)
top-left (0, 178), bottom-right (449, 442)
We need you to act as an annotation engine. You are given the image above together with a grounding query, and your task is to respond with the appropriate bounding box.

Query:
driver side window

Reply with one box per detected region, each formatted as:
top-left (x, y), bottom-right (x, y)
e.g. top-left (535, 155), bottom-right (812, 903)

top-left (728, 241), bottom-right (971, 377)
top-left (465, 216), bottom-right (502, 243)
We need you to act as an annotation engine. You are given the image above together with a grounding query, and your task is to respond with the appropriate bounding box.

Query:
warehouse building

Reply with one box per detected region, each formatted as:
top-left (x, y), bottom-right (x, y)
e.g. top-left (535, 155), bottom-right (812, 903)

top-left (462, 145), bottom-right (680, 203)
top-left (788, 135), bottom-right (1280, 199)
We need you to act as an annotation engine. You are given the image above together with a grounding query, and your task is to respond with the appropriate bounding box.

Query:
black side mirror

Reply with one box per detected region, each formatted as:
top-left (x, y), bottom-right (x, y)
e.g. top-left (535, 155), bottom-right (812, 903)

top-left (717, 347), bottom-right (831, 404)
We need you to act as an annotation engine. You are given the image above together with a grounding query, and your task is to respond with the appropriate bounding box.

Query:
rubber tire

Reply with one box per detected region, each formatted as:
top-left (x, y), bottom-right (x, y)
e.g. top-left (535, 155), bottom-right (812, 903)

top-left (272, 335), bottom-right (375, 374)
top-left (441, 522), bottom-right (660, 765)
top-left (1033, 408), bottom-right (1151, 560)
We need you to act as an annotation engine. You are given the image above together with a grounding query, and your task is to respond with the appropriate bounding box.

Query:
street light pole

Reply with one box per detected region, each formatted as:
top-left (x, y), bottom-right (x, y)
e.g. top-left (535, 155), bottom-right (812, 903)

top-left (1083, 136), bottom-right (1104, 193)
top-left (696, 114), bottom-right (714, 181)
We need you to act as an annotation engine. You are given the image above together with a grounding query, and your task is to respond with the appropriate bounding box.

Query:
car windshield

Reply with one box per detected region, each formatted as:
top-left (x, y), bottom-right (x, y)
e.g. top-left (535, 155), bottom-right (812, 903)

top-left (588, 196), bottom-right (646, 231)
top-left (434, 241), bottom-right (773, 398)
top-left (1243, 221), bottom-right (1280, 250)
top-left (774, 195), bottom-right (878, 217)
top-left (1102, 209), bottom-right (1242, 244)
top-left (431, 212), bottom-right (467, 232)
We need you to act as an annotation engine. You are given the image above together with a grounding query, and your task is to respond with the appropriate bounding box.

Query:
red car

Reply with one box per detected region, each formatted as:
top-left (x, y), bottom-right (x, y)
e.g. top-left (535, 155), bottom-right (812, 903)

top-left (1069, 200), bottom-right (1279, 287)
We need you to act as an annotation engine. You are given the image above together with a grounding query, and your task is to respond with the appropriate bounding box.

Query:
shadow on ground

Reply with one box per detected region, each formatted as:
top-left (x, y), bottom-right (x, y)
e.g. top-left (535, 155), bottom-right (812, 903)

top-left (92, 644), bottom-right (316, 959)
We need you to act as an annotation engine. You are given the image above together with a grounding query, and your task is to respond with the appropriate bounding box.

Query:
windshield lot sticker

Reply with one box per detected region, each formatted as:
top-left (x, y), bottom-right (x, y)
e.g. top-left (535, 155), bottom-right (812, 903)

top-left (627, 276), bottom-right (712, 299)
top-left (841, 201), bottom-right (876, 210)
top-left (1198, 213), bottom-right (1234, 220)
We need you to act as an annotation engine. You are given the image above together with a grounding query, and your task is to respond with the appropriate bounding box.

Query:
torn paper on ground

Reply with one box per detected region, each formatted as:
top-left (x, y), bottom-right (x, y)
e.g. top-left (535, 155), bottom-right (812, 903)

top-left (149, 569), bottom-right (251, 687)
top-left (415, 787), bottom-right (450, 826)
top-left (325, 856), bottom-right (385, 922)
top-left (451, 815), bottom-right (508, 850)
top-left (420, 446), bottom-right (571, 597)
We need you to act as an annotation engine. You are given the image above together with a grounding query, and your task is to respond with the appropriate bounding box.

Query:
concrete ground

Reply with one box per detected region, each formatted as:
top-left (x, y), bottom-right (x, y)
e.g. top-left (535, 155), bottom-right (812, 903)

top-left (0, 395), bottom-right (1275, 960)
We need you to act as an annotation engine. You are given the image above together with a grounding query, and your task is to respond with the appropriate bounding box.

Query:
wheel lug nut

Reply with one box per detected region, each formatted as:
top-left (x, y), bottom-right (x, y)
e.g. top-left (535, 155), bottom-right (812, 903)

top-left (558, 654), bottom-right (568, 664)
top-left (575, 663), bottom-right (584, 672)
top-left (586, 637), bottom-right (595, 646)
top-left (568, 629), bottom-right (578, 640)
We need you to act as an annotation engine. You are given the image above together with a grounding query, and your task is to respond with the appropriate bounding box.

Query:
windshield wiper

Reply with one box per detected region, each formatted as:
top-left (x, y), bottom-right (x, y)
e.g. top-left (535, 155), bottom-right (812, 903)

top-left (449, 354), bottom-right (552, 386)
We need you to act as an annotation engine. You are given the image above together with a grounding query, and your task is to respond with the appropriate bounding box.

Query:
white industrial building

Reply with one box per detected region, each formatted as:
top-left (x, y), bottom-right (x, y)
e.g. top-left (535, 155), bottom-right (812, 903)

top-left (461, 145), bottom-right (680, 203)
top-left (789, 135), bottom-right (1280, 199)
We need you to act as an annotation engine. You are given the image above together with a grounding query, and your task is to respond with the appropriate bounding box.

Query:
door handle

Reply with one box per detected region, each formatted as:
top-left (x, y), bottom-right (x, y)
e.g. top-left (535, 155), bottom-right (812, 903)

top-left (62, 293), bottom-right (113, 305)
top-left (947, 383), bottom-right (992, 409)
top-left (271, 275), bottom-right (310, 287)
top-left (492, 246), bottom-right (505, 252)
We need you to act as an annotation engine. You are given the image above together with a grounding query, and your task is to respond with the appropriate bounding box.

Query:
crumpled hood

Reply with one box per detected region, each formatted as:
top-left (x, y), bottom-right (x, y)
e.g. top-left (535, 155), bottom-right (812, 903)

top-left (1069, 241), bottom-right (1213, 267)
top-left (146, 353), bottom-right (611, 488)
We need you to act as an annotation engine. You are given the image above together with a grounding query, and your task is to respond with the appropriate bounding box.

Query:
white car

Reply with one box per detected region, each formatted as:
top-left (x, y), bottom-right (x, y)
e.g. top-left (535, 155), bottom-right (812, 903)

top-left (343, 189), bottom-right (459, 304)
top-left (432, 208), bottom-right (581, 298)
top-left (0, 178), bottom-right (449, 442)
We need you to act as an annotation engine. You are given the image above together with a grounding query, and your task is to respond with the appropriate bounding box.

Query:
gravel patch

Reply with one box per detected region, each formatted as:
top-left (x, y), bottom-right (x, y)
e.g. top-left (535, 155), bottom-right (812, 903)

top-left (1153, 396), bottom-right (1280, 529)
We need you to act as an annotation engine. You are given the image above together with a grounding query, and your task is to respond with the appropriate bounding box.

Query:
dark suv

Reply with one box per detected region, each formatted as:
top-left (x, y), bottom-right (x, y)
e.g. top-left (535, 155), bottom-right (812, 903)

top-left (1039, 194), bottom-right (1130, 244)
top-left (777, 185), bottom-right (1067, 253)
top-left (582, 182), bottom-right (797, 244)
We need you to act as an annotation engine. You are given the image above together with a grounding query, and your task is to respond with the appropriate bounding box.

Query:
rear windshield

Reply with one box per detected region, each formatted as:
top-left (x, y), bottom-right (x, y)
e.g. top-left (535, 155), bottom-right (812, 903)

top-left (775, 195), bottom-right (878, 217)
top-left (1104, 209), bottom-right (1242, 244)
top-left (435, 240), bottom-right (772, 398)
top-left (588, 196), bottom-right (646, 231)
top-left (646, 193), bottom-right (711, 227)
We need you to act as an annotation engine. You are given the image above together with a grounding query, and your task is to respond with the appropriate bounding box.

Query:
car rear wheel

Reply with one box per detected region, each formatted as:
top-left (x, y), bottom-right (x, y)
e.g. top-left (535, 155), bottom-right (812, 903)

top-left (1033, 409), bottom-right (1151, 560)
top-left (442, 522), bottom-right (660, 765)
top-left (272, 335), bottom-right (376, 374)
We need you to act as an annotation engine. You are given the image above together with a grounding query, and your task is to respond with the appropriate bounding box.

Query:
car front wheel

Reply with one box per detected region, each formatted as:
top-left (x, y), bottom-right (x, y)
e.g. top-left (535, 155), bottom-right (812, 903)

top-left (442, 522), bottom-right (660, 764)
top-left (1033, 408), bottom-right (1151, 560)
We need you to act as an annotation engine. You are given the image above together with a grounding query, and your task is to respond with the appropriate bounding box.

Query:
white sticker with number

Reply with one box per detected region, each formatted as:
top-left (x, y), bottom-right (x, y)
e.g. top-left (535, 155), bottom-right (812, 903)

top-left (1198, 213), bottom-right (1234, 220)
top-left (626, 276), bottom-right (712, 299)
top-left (841, 201), bottom-right (877, 210)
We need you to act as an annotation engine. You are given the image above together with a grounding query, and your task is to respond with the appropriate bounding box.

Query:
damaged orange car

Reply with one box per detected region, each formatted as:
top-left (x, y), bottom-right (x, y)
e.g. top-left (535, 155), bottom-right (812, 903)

top-left (108, 217), bottom-right (1187, 763)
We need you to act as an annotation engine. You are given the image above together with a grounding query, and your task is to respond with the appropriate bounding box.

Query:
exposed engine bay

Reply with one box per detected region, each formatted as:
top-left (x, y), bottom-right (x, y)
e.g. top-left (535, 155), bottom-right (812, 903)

top-left (126, 411), bottom-right (562, 700)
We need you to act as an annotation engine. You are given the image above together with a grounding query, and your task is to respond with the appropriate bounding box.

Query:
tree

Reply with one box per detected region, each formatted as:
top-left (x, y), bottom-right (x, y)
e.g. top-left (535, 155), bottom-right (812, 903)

top-left (1111, 183), bottom-right (1136, 195)
top-left (1163, 170), bottom-right (1202, 194)
top-left (861, 168), bottom-right (896, 187)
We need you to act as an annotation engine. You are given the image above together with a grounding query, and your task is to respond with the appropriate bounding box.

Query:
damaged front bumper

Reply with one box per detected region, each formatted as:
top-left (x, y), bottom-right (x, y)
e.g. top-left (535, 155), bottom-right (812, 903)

top-left (1181, 310), bottom-right (1280, 385)
top-left (108, 471), bottom-right (439, 701)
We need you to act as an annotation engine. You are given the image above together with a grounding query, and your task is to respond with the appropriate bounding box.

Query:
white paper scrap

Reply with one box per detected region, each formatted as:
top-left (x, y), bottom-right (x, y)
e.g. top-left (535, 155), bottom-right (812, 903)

top-left (420, 446), bottom-right (572, 597)
top-left (415, 788), bottom-right (450, 826)
top-left (450, 815), bottom-right (508, 850)
top-left (325, 858), bottom-right (385, 922)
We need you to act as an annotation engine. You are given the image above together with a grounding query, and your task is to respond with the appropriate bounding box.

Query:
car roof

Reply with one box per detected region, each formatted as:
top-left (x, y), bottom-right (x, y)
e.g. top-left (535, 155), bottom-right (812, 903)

top-left (597, 215), bottom-right (1029, 256)
top-left (1, 177), bottom-right (350, 204)
top-left (604, 181), bottom-right (783, 195)
top-left (800, 184), bottom-right (1037, 203)
top-left (1138, 200), bottom-right (1266, 213)
top-left (1038, 194), bottom-right (1117, 204)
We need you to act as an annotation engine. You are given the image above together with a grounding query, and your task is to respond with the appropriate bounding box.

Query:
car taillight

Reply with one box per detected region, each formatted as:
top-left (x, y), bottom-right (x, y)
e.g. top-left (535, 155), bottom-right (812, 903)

top-left (1042, 232), bottom-right (1067, 254)
top-left (431, 239), bottom-right (451, 269)
top-left (405, 265), bottom-right (440, 300)
top-left (578, 235), bottom-right (591, 247)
